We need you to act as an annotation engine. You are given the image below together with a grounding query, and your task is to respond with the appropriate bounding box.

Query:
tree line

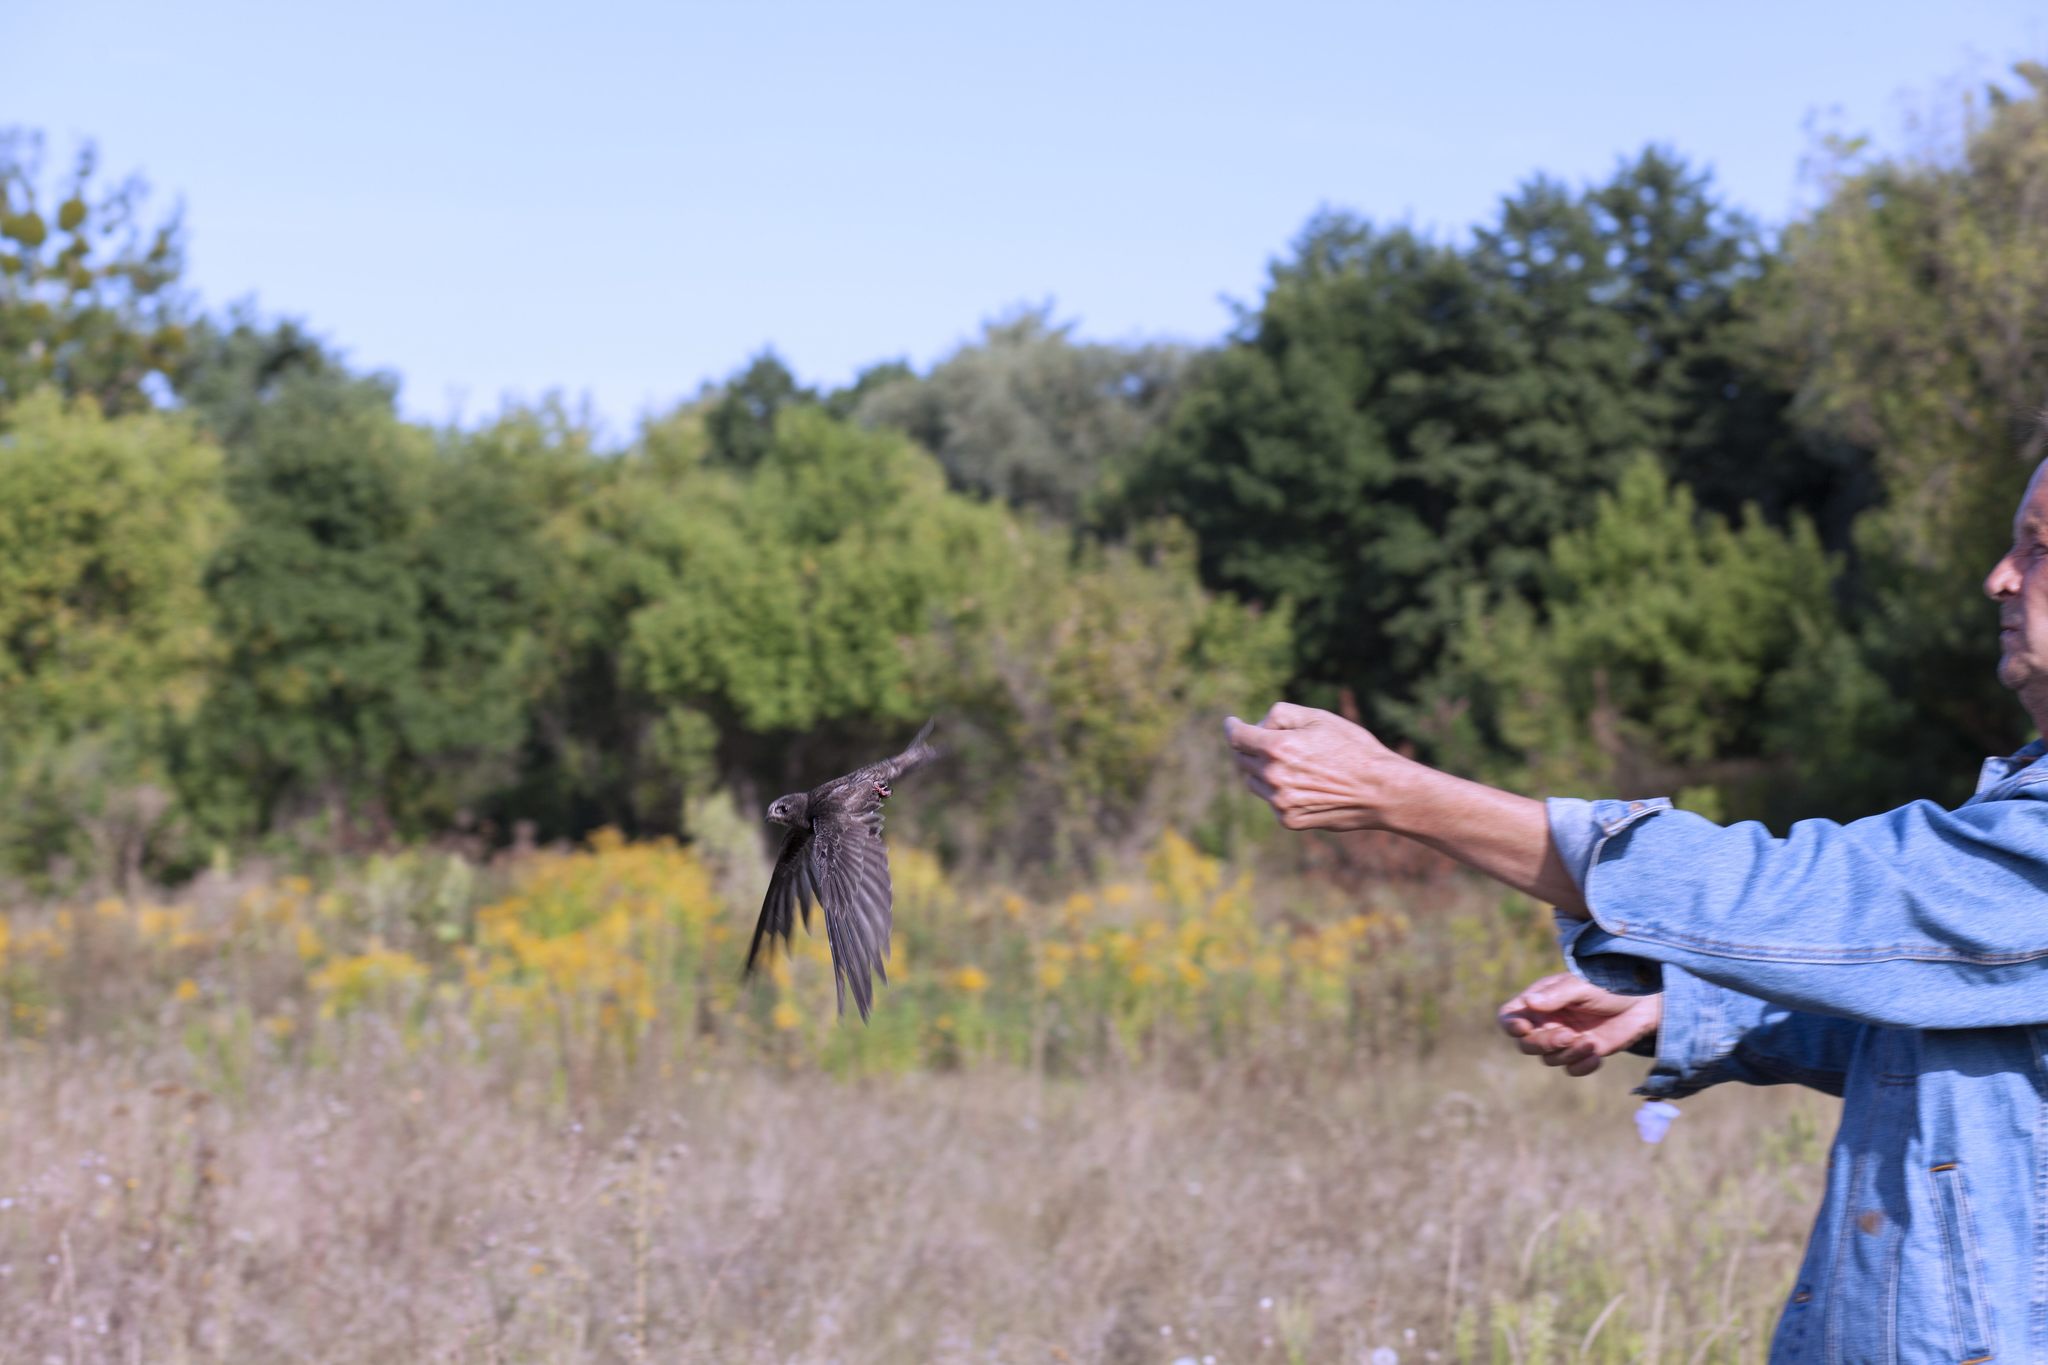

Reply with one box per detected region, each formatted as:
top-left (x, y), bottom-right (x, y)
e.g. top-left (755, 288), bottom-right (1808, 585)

top-left (2, 64), bottom-right (2046, 888)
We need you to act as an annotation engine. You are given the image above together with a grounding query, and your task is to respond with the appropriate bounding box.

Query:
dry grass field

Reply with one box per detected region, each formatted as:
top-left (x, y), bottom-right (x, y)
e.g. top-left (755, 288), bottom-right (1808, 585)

top-left (0, 831), bottom-right (1835, 1363)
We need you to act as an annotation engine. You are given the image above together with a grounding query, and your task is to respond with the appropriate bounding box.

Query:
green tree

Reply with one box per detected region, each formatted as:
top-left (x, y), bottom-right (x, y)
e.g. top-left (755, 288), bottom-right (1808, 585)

top-left (1124, 150), bottom-right (1808, 742)
top-left (1762, 62), bottom-right (2048, 802)
top-left (1579, 149), bottom-right (1849, 532)
top-left (0, 391), bottom-right (227, 881)
top-left (947, 518), bottom-right (1291, 863)
top-left (188, 363), bottom-right (429, 837)
top-left (534, 400), bottom-right (1281, 867)
top-left (496, 403), bottom-right (722, 840)
top-left (0, 130), bottom-right (188, 413)
top-left (1442, 457), bottom-right (1873, 822)
top-left (1120, 216), bottom-right (1546, 720)
top-left (855, 304), bottom-right (1189, 522)
top-left (704, 350), bottom-right (815, 469)
top-left (172, 310), bottom-right (361, 446)
top-left (409, 405), bottom-right (585, 818)
top-left (627, 406), bottom-right (1010, 790)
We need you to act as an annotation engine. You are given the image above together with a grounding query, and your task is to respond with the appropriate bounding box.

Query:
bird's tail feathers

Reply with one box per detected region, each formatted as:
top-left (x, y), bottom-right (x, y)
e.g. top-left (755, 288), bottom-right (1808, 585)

top-left (884, 716), bottom-right (940, 780)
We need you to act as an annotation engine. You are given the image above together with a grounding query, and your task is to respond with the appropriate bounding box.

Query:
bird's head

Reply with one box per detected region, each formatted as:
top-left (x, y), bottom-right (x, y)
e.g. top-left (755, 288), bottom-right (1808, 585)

top-left (766, 792), bottom-right (810, 827)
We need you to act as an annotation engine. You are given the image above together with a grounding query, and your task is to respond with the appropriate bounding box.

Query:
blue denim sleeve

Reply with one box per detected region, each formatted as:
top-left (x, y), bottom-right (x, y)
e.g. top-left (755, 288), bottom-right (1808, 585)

top-left (1548, 799), bottom-right (1862, 1093)
top-left (1635, 964), bottom-right (1862, 1100)
top-left (1548, 798), bottom-right (1659, 995)
top-left (1571, 787), bottom-right (2048, 1028)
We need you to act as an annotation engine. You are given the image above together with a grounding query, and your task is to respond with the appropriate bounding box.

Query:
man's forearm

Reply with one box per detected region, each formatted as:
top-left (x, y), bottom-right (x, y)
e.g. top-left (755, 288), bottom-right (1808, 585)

top-left (1383, 761), bottom-right (1589, 915)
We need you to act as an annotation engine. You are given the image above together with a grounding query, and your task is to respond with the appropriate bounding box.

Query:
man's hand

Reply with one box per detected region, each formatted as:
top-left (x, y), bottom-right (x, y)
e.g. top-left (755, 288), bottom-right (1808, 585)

top-left (1223, 703), bottom-right (1410, 832)
top-left (1497, 973), bottom-right (1662, 1076)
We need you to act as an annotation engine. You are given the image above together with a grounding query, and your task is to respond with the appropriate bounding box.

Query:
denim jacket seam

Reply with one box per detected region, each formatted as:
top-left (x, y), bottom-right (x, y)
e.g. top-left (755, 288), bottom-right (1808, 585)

top-left (1592, 926), bottom-right (2048, 967)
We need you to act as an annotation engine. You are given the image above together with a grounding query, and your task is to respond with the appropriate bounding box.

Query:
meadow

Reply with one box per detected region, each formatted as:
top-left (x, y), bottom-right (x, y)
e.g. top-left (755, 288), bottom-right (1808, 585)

top-left (0, 823), bottom-right (1834, 1363)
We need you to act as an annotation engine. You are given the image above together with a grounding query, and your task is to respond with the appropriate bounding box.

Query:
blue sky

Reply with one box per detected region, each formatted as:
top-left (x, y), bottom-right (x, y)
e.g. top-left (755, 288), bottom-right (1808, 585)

top-left (5, 1), bottom-right (2045, 436)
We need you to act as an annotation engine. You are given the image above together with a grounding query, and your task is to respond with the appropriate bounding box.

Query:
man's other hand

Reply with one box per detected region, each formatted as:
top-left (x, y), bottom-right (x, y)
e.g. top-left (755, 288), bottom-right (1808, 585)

top-left (1222, 703), bottom-right (1407, 832)
top-left (1497, 973), bottom-right (1663, 1077)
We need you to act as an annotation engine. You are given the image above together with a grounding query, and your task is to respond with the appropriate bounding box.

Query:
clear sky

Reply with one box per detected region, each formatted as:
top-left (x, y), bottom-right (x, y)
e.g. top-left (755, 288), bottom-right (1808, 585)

top-left (5, 1), bottom-right (2045, 436)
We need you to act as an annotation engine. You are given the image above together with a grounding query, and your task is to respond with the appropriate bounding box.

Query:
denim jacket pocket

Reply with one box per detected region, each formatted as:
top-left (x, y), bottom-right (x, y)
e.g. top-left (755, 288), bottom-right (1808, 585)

top-left (1928, 1161), bottom-right (1996, 1362)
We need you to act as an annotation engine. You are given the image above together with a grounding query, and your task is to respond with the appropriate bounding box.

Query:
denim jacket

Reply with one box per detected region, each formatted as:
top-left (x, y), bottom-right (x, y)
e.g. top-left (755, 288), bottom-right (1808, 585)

top-left (1549, 738), bottom-right (2048, 1364)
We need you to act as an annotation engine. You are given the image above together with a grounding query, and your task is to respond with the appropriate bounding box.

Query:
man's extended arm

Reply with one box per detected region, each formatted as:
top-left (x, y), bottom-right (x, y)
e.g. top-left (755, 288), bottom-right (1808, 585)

top-left (1223, 704), bottom-right (1589, 913)
top-left (1228, 703), bottom-right (2048, 1029)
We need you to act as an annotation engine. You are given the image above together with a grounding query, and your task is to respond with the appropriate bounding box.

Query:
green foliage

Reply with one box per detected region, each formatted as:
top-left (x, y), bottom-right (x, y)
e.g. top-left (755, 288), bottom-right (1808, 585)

top-left (408, 406), bottom-right (581, 797)
top-left (1761, 62), bottom-right (2048, 802)
top-left (190, 357), bottom-right (430, 833)
top-left (0, 391), bottom-right (226, 880)
top-left (854, 304), bottom-right (1189, 522)
top-left (1579, 150), bottom-right (1840, 532)
top-left (630, 405), bottom-right (999, 731)
top-left (703, 350), bottom-right (813, 469)
top-left (1123, 220), bottom-right (1503, 717)
top-left (0, 131), bottom-right (188, 413)
top-left (941, 519), bottom-right (1291, 861)
top-left (182, 338), bottom-right (558, 840)
top-left (12, 77), bottom-right (2048, 876)
top-left (172, 311), bottom-right (361, 447)
top-left (1124, 150), bottom-right (1793, 734)
top-left (1442, 457), bottom-right (1865, 819)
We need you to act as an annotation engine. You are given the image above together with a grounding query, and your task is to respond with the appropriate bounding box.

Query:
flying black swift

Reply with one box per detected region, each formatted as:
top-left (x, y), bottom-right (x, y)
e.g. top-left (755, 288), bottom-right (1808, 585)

top-left (743, 721), bottom-right (938, 1020)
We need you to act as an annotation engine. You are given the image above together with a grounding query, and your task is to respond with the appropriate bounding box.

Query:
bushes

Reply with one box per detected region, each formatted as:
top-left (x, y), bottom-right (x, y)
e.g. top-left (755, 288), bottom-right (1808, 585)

top-left (0, 830), bottom-right (1554, 1085)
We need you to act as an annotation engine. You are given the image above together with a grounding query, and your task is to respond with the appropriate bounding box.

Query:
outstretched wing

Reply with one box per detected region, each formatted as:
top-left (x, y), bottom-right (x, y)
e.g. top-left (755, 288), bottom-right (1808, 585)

top-left (744, 825), bottom-right (818, 977)
top-left (808, 792), bottom-right (895, 1021)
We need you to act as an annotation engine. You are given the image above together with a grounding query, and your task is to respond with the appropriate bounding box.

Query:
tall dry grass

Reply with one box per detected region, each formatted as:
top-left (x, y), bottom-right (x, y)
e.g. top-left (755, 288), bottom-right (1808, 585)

top-left (0, 833), bottom-right (1835, 1362)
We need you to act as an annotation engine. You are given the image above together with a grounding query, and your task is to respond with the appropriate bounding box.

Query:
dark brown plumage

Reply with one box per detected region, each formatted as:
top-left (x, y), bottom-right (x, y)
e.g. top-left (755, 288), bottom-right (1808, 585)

top-left (743, 721), bottom-right (938, 1020)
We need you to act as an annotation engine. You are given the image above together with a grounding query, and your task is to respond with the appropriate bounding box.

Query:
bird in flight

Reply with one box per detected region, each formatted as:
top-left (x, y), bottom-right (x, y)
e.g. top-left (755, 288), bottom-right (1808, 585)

top-left (744, 721), bottom-right (939, 1021)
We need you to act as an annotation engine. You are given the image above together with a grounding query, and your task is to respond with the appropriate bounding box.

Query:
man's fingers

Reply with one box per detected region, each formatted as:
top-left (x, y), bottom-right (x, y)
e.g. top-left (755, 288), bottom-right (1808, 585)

top-left (1580, 1003), bottom-right (1658, 1056)
top-left (1520, 974), bottom-right (1598, 1013)
top-left (1499, 974), bottom-right (1587, 1022)
top-left (1544, 1037), bottom-right (1602, 1069)
top-left (1223, 716), bottom-right (1279, 756)
top-left (1262, 702), bottom-right (1318, 730)
top-left (1517, 1023), bottom-right (1579, 1055)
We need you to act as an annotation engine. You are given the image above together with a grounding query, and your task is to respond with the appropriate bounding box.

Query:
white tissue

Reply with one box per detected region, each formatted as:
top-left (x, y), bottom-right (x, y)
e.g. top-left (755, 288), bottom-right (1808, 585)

top-left (1634, 1100), bottom-right (1681, 1144)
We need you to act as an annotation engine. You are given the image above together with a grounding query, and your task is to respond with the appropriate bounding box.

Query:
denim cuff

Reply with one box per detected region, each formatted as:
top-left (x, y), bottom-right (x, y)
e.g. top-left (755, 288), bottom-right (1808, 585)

top-left (1556, 912), bottom-right (1661, 996)
top-left (1635, 965), bottom-right (1734, 1101)
top-left (1549, 795), bottom-right (1674, 995)
top-left (1545, 796), bottom-right (1674, 890)
top-left (1544, 797), bottom-right (1603, 891)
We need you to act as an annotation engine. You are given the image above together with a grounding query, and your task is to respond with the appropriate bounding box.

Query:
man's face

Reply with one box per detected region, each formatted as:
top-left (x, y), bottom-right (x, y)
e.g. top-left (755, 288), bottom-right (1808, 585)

top-left (1984, 460), bottom-right (2048, 699)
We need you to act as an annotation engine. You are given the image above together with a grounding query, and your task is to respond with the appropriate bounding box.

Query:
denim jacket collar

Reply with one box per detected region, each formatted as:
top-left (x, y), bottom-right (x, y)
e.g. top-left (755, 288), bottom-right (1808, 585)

top-left (1970, 734), bottom-right (2048, 801)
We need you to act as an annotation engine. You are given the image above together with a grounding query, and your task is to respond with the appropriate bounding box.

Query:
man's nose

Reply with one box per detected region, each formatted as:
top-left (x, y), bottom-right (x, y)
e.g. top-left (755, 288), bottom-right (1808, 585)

top-left (1986, 552), bottom-right (2021, 599)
